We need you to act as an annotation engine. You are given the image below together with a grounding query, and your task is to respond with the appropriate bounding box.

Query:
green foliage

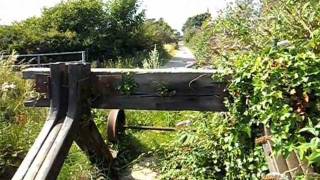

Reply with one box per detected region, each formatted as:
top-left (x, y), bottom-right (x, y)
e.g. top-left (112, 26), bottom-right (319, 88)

top-left (185, 0), bottom-right (320, 177)
top-left (143, 18), bottom-right (179, 48)
top-left (118, 73), bottom-right (138, 95)
top-left (182, 12), bottom-right (211, 43)
top-left (159, 113), bottom-right (267, 179)
top-left (0, 0), bottom-right (178, 64)
top-left (143, 45), bottom-right (160, 69)
top-left (112, 111), bottom-right (181, 174)
top-left (0, 57), bottom-right (47, 178)
top-left (182, 12), bottom-right (211, 32)
top-left (57, 144), bottom-right (107, 180)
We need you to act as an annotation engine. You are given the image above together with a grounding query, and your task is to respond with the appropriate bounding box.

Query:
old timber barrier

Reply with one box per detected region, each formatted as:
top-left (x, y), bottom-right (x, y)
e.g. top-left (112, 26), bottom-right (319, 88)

top-left (12, 63), bottom-right (315, 179)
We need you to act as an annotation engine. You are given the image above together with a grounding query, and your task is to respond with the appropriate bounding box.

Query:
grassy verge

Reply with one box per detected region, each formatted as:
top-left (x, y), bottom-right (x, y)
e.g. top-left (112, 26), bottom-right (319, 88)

top-left (91, 44), bottom-right (178, 68)
top-left (164, 43), bottom-right (178, 58)
top-left (0, 57), bottom-right (97, 179)
top-left (0, 58), bottom-right (48, 179)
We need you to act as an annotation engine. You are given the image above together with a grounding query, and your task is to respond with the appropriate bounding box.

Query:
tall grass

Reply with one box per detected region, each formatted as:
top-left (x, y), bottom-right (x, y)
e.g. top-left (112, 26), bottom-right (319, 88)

top-left (143, 45), bottom-right (160, 69)
top-left (0, 56), bottom-right (97, 179)
top-left (0, 56), bottom-right (47, 179)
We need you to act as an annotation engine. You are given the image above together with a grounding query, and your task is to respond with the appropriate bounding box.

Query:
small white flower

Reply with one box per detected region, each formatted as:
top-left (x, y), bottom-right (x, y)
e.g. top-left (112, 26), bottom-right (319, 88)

top-left (1, 82), bottom-right (16, 92)
top-left (277, 40), bottom-right (291, 48)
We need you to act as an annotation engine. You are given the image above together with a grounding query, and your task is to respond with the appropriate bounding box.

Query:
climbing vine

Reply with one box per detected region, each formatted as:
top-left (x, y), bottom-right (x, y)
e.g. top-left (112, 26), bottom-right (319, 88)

top-left (175, 0), bottom-right (320, 178)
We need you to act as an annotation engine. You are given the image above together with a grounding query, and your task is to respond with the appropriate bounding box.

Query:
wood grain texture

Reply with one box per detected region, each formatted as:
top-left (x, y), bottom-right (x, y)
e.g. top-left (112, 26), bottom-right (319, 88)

top-left (22, 67), bottom-right (221, 79)
top-left (285, 152), bottom-right (304, 177)
top-left (12, 63), bottom-right (67, 180)
top-left (74, 68), bottom-right (114, 176)
top-left (35, 64), bottom-right (91, 180)
top-left (23, 122), bottom-right (63, 179)
top-left (23, 67), bottom-right (227, 111)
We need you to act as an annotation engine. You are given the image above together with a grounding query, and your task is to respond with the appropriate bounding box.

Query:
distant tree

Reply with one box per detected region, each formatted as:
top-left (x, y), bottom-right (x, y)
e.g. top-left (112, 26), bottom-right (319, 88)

top-left (142, 18), bottom-right (179, 48)
top-left (0, 0), bottom-right (168, 61)
top-left (182, 12), bottom-right (211, 43)
top-left (103, 0), bottom-right (146, 57)
top-left (182, 12), bottom-right (211, 33)
top-left (0, 0), bottom-right (178, 62)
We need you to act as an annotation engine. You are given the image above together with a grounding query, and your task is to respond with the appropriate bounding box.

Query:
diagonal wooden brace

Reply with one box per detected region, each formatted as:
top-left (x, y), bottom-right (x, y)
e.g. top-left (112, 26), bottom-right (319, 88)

top-left (12, 63), bottom-right (68, 180)
top-left (13, 63), bottom-right (114, 180)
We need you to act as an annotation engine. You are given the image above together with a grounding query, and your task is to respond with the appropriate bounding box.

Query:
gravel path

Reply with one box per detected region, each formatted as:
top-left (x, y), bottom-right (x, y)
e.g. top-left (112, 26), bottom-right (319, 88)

top-left (162, 42), bottom-right (196, 68)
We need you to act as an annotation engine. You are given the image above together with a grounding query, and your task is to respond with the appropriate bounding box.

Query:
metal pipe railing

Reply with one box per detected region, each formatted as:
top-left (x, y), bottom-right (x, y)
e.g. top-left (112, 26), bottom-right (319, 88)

top-left (1, 51), bottom-right (86, 67)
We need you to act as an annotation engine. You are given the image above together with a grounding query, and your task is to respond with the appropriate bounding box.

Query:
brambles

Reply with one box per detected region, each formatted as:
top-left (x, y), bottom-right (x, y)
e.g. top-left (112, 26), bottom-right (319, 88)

top-left (184, 0), bottom-right (320, 178)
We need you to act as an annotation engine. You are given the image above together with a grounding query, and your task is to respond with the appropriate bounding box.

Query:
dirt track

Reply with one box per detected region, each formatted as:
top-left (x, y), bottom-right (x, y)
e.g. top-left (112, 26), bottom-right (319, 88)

top-left (162, 42), bottom-right (196, 68)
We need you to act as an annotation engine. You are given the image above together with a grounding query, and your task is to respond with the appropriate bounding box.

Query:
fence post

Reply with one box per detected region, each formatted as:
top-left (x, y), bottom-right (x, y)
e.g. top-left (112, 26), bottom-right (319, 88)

top-left (81, 51), bottom-right (86, 63)
top-left (37, 56), bottom-right (41, 67)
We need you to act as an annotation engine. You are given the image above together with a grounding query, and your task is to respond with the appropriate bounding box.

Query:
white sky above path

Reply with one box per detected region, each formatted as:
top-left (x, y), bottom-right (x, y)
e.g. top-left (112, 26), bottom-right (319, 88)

top-left (0, 0), bottom-right (232, 31)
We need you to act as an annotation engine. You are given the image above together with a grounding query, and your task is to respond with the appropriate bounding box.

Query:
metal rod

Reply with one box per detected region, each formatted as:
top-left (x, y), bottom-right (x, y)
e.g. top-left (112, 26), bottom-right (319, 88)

top-left (124, 125), bottom-right (176, 131)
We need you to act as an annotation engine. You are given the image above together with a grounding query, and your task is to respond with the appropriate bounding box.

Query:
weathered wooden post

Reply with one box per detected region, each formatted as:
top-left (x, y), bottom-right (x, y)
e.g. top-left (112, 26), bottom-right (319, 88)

top-left (13, 63), bottom-right (114, 180)
top-left (12, 63), bottom-right (68, 180)
top-left (256, 126), bottom-right (315, 179)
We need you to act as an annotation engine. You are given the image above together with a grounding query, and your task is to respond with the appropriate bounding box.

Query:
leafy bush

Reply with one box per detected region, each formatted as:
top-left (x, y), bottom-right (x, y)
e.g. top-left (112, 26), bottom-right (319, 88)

top-left (0, 0), bottom-right (178, 64)
top-left (159, 113), bottom-right (267, 179)
top-left (0, 57), bottom-right (46, 178)
top-left (143, 18), bottom-right (179, 48)
top-left (184, 0), bottom-right (320, 178)
top-left (182, 12), bottom-right (211, 43)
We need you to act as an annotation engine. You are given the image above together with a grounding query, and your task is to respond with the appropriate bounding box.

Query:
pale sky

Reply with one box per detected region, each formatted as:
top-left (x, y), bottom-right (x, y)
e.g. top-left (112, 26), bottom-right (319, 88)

top-left (0, 0), bottom-right (232, 31)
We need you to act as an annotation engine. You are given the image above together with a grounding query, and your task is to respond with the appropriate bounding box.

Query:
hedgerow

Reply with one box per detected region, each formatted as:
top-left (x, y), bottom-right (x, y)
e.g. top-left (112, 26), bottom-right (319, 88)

top-left (162, 0), bottom-right (320, 178)
top-left (159, 113), bottom-right (267, 179)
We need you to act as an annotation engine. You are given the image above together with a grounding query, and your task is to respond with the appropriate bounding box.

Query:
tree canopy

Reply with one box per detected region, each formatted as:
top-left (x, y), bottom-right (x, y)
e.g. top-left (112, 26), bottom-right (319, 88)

top-left (0, 0), bottom-right (178, 61)
top-left (181, 12), bottom-right (211, 43)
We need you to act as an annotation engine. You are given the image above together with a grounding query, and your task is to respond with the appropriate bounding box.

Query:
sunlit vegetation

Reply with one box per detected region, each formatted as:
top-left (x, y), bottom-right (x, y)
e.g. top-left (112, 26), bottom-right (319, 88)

top-left (0, 0), bottom-right (179, 63)
top-left (2, 0), bottom-right (320, 179)
top-left (164, 0), bottom-right (320, 179)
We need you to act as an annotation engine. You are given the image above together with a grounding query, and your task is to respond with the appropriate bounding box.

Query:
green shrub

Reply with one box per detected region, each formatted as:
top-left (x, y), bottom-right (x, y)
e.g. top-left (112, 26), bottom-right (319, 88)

top-left (0, 0), bottom-right (178, 64)
top-left (143, 46), bottom-right (160, 69)
top-left (184, 0), bottom-right (320, 178)
top-left (0, 57), bottom-right (46, 178)
top-left (159, 113), bottom-right (267, 179)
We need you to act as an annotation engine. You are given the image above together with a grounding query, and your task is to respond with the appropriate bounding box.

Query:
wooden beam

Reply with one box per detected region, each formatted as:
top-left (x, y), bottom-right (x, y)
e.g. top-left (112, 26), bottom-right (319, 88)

top-left (23, 67), bottom-right (227, 112)
top-left (75, 119), bottom-right (114, 176)
top-left (22, 67), bottom-right (221, 79)
top-left (74, 70), bottom-right (114, 176)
